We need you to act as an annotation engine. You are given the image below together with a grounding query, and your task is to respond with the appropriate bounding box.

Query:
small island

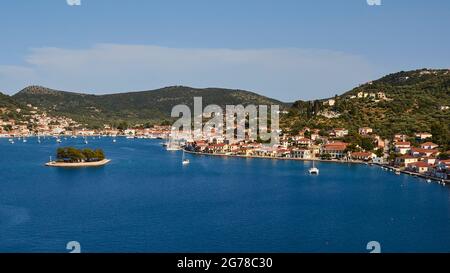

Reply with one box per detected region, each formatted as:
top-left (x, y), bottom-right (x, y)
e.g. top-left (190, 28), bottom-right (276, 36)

top-left (46, 147), bottom-right (111, 168)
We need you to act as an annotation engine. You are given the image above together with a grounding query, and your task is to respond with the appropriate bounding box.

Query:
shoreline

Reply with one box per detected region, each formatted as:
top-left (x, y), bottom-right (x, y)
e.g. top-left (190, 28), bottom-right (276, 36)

top-left (45, 159), bottom-right (111, 168)
top-left (185, 150), bottom-right (450, 184)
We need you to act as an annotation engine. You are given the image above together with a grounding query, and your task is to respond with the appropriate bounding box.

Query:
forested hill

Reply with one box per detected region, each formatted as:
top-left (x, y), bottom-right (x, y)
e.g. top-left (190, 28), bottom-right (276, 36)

top-left (284, 69), bottom-right (450, 139)
top-left (12, 85), bottom-right (287, 127)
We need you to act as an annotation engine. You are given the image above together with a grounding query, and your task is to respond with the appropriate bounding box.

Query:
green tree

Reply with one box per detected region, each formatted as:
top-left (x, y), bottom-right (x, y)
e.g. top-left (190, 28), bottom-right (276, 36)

top-left (431, 122), bottom-right (450, 147)
top-left (57, 147), bottom-right (86, 162)
top-left (82, 149), bottom-right (96, 162)
top-left (361, 137), bottom-right (375, 151)
top-left (375, 148), bottom-right (384, 158)
top-left (94, 149), bottom-right (105, 160)
top-left (344, 143), bottom-right (360, 153)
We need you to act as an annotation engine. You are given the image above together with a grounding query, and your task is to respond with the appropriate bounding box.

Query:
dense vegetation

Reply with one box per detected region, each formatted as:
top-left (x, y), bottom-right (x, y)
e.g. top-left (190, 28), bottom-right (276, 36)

top-left (56, 147), bottom-right (105, 163)
top-left (282, 69), bottom-right (450, 149)
top-left (0, 91), bottom-right (31, 122)
top-left (12, 85), bottom-right (287, 128)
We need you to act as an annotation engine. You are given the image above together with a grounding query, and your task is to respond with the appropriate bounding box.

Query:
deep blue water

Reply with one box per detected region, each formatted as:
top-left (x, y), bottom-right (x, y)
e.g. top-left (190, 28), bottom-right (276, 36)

top-left (0, 137), bottom-right (449, 253)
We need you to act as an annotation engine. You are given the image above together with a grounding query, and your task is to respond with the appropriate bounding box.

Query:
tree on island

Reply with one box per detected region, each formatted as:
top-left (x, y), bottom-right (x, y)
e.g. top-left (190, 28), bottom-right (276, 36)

top-left (56, 147), bottom-right (105, 163)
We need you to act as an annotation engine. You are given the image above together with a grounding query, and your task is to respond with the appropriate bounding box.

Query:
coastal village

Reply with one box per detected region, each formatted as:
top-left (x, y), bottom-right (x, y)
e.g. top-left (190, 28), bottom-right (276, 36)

top-left (0, 104), bottom-right (448, 182)
top-left (184, 127), bottom-right (449, 182)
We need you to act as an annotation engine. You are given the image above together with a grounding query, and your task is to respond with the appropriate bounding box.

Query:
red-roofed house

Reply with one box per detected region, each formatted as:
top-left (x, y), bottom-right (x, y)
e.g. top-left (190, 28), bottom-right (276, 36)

top-left (321, 142), bottom-right (348, 159)
top-left (291, 148), bottom-right (312, 159)
top-left (410, 148), bottom-right (439, 157)
top-left (394, 134), bottom-right (408, 142)
top-left (395, 155), bottom-right (418, 167)
top-left (420, 142), bottom-right (439, 150)
top-left (415, 132), bottom-right (432, 140)
top-left (331, 128), bottom-right (349, 138)
top-left (395, 142), bottom-right (411, 154)
top-left (297, 138), bottom-right (312, 147)
top-left (406, 162), bottom-right (430, 173)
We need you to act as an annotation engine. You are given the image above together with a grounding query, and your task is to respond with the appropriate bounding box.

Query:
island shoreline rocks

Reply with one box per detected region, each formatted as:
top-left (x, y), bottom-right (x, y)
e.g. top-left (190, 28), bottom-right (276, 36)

top-left (45, 159), bottom-right (111, 168)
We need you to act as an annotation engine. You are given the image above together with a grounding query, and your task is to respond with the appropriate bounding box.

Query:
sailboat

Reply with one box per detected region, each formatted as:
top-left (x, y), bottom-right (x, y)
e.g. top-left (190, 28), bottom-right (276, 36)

top-left (182, 150), bottom-right (190, 165)
top-left (84, 137), bottom-right (88, 144)
top-left (309, 160), bottom-right (319, 175)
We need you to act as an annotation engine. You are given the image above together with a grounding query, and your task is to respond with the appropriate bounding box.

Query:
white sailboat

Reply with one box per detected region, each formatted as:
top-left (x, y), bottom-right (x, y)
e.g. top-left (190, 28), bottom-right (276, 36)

top-left (309, 160), bottom-right (319, 175)
top-left (182, 150), bottom-right (190, 165)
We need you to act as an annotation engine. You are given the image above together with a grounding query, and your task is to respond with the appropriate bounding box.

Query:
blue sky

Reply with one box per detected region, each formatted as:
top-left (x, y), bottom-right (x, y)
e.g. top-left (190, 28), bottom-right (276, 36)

top-left (0, 0), bottom-right (449, 101)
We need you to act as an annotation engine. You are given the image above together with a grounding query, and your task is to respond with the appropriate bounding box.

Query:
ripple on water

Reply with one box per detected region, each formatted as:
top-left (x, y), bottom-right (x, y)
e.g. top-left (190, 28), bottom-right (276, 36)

top-left (0, 205), bottom-right (30, 228)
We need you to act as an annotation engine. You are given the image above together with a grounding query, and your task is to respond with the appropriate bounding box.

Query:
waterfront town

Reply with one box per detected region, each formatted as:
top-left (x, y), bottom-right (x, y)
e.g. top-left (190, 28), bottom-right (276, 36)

top-left (0, 106), bottom-right (449, 182)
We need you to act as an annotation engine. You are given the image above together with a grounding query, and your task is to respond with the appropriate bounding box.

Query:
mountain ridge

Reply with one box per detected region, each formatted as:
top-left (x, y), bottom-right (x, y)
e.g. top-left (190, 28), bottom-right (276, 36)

top-left (12, 85), bottom-right (288, 127)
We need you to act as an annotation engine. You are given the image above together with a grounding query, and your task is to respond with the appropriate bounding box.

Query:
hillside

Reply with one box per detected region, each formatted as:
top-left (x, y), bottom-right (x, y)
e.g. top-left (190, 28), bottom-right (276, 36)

top-left (0, 91), bottom-right (29, 121)
top-left (284, 69), bottom-right (450, 140)
top-left (13, 85), bottom-right (287, 127)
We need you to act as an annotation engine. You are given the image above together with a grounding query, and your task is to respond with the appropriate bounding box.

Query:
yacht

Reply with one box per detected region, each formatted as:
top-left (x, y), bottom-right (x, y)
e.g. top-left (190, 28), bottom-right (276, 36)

top-left (309, 160), bottom-right (319, 175)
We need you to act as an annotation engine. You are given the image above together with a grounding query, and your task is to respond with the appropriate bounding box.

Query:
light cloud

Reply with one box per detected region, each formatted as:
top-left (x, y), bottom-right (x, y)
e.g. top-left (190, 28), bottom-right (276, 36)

top-left (0, 44), bottom-right (377, 101)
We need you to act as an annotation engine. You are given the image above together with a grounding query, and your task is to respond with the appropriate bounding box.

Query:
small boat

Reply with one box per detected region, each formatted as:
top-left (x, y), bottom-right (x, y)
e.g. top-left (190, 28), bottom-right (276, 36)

top-left (309, 161), bottom-right (319, 175)
top-left (56, 138), bottom-right (62, 143)
top-left (395, 171), bottom-right (401, 175)
top-left (182, 150), bottom-right (190, 165)
top-left (427, 179), bottom-right (432, 183)
top-left (113, 139), bottom-right (117, 143)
